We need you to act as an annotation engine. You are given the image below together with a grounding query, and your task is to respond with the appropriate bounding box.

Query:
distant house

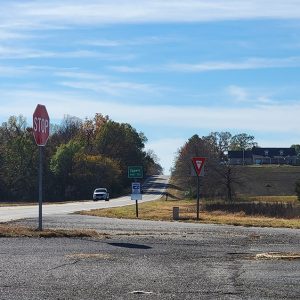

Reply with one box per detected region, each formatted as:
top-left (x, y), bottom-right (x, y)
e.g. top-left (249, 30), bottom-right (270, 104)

top-left (228, 147), bottom-right (297, 165)
top-left (227, 150), bottom-right (253, 165)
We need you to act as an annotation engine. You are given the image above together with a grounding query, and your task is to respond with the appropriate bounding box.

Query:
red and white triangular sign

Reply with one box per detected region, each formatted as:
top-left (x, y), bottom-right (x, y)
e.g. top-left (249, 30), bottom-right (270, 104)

top-left (192, 157), bottom-right (206, 176)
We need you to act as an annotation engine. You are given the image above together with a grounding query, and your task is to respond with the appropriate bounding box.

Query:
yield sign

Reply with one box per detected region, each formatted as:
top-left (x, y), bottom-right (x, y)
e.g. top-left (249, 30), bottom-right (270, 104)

top-left (192, 157), bottom-right (206, 176)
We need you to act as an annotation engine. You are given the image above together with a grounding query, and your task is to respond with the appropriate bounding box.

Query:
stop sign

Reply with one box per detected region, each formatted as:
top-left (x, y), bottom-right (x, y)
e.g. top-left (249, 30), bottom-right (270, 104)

top-left (33, 104), bottom-right (50, 146)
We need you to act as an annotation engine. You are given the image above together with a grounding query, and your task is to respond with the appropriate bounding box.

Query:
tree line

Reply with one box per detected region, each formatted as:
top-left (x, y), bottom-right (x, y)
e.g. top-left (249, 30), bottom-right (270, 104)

top-left (171, 132), bottom-right (300, 201)
top-left (0, 114), bottom-right (162, 202)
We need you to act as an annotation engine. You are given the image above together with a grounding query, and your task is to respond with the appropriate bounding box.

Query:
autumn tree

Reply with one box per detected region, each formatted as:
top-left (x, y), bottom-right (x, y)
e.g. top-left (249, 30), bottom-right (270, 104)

top-left (172, 134), bottom-right (221, 198)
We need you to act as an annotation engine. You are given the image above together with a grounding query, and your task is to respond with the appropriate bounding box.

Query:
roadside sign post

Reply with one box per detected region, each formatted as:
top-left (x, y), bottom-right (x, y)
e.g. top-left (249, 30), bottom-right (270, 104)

top-left (33, 104), bottom-right (50, 231)
top-left (192, 157), bottom-right (206, 220)
top-left (131, 182), bottom-right (142, 218)
top-left (129, 167), bottom-right (143, 218)
top-left (38, 146), bottom-right (43, 230)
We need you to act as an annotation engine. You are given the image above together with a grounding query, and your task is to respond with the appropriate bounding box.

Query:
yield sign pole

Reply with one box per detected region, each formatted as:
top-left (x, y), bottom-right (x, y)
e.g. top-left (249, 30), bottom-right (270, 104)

top-left (192, 157), bottom-right (206, 220)
top-left (33, 104), bottom-right (50, 231)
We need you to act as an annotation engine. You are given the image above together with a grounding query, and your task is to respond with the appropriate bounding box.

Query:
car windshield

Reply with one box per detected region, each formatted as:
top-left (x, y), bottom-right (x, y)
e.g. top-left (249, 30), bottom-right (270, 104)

top-left (95, 188), bottom-right (106, 193)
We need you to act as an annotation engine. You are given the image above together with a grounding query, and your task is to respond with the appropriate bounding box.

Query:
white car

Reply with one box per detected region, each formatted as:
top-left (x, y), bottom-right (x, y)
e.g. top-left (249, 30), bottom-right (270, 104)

top-left (93, 188), bottom-right (109, 201)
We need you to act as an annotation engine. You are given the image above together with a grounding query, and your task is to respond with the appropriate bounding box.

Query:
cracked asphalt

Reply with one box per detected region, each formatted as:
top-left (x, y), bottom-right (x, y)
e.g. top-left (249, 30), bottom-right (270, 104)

top-left (1, 215), bottom-right (300, 299)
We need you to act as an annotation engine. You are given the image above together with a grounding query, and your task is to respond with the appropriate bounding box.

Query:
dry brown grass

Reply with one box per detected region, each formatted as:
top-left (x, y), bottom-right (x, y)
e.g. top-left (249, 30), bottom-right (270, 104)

top-left (246, 195), bottom-right (297, 203)
top-left (0, 224), bottom-right (105, 238)
top-left (79, 199), bottom-right (300, 229)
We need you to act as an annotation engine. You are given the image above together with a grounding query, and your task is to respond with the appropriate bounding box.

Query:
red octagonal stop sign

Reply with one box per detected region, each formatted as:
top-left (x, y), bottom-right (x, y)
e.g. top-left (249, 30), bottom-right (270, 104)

top-left (33, 104), bottom-right (50, 146)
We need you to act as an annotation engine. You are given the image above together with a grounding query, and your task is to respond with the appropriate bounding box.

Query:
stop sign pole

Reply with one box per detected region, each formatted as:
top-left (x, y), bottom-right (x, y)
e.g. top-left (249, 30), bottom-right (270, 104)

top-left (33, 104), bottom-right (50, 231)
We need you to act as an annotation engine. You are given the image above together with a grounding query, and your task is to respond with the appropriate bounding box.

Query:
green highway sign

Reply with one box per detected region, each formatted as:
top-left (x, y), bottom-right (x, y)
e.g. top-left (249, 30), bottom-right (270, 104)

top-left (128, 166), bottom-right (143, 178)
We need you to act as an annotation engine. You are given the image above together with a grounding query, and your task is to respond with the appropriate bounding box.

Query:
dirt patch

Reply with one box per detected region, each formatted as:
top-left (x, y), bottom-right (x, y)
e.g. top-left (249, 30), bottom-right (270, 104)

top-left (0, 224), bottom-right (106, 238)
top-left (255, 252), bottom-right (300, 260)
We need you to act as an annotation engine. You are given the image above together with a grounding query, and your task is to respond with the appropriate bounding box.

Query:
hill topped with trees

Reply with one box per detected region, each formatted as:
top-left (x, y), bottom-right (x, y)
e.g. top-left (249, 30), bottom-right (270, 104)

top-left (171, 132), bottom-right (300, 200)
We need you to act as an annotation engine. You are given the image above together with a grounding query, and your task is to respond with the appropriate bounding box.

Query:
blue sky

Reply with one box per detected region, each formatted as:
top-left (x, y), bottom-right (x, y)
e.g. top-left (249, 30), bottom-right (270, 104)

top-left (1, 1), bottom-right (300, 173)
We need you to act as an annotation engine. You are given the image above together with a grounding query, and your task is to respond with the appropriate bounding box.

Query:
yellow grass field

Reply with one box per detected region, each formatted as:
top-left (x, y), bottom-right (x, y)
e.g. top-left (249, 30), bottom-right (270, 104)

top-left (79, 199), bottom-right (300, 229)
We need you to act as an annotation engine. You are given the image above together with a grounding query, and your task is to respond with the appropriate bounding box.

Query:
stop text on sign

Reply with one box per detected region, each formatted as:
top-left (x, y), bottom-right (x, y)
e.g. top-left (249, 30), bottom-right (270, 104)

top-left (32, 104), bottom-right (50, 146)
top-left (33, 117), bottom-right (49, 134)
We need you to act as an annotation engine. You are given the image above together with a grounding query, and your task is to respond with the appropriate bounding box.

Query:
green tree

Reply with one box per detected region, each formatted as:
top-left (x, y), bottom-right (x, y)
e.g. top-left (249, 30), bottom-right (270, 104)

top-left (71, 154), bottom-right (122, 199)
top-left (291, 144), bottom-right (300, 156)
top-left (50, 140), bottom-right (84, 199)
top-left (95, 121), bottom-right (148, 181)
top-left (204, 131), bottom-right (232, 161)
top-left (229, 133), bottom-right (258, 151)
top-left (0, 116), bottom-right (38, 201)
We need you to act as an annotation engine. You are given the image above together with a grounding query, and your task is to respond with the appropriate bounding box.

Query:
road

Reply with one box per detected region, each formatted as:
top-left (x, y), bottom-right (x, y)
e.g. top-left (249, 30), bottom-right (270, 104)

top-left (3, 215), bottom-right (300, 300)
top-left (0, 175), bottom-right (169, 223)
top-left (1, 174), bottom-right (299, 299)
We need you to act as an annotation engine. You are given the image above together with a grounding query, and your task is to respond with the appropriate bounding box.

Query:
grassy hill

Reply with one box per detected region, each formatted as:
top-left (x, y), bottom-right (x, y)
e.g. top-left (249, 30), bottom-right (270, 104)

top-left (234, 165), bottom-right (300, 196)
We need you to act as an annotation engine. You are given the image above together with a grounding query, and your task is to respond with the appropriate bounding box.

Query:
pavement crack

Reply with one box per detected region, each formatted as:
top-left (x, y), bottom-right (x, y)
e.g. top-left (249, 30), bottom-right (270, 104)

top-left (47, 259), bottom-right (80, 271)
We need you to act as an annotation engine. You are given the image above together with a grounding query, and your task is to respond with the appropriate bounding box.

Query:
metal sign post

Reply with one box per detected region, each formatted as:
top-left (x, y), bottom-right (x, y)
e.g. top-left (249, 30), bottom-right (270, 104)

top-left (131, 181), bottom-right (142, 218)
top-left (196, 175), bottom-right (200, 220)
top-left (136, 200), bottom-right (139, 218)
top-left (191, 157), bottom-right (206, 221)
top-left (38, 146), bottom-right (43, 230)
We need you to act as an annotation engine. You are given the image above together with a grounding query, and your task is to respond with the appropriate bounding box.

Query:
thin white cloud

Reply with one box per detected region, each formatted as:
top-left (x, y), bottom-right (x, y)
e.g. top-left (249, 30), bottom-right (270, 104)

top-left (55, 70), bottom-right (159, 95)
top-left (110, 65), bottom-right (155, 73)
top-left (59, 80), bottom-right (156, 96)
top-left (0, 29), bottom-right (32, 41)
top-left (110, 57), bottom-right (300, 74)
top-left (167, 57), bottom-right (300, 72)
top-left (82, 36), bottom-right (178, 48)
top-left (227, 85), bottom-right (278, 105)
top-left (2, 0), bottom-right (300, 29)
top-left (0, 46), bottom-right (134, 60)
top-left (0, 65), bottom-right (29, 77)
top-left (0, 46), bottom-right (55, 59)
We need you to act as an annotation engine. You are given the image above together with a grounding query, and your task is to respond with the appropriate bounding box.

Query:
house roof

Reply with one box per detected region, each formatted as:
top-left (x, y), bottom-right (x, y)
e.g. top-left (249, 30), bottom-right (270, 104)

top-left (228, 147), bottom-right (297, 159)
top-left (252, 147), bottom-right (296, 157)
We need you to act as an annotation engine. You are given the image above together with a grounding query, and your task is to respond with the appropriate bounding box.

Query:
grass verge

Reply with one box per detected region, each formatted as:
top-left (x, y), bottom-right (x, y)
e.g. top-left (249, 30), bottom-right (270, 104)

top-left (0, 224), bottom-right (105, 238)
top-left (78, 199), bottom-right (300, 229)
top-left (244, 195), bottom-right (298, 203)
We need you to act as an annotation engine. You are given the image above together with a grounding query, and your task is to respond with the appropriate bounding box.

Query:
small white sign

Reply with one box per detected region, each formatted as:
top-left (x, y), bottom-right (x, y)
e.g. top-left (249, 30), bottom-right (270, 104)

top-left (131, 182), bottom-right (142, 200)
top-left (131, 193), bottom-right (142, 201)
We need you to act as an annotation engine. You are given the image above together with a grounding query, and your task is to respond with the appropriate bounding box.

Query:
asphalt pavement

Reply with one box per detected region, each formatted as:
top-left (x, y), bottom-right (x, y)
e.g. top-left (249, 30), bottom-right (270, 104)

top-left (2, 215), bottom-right (299, 300)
